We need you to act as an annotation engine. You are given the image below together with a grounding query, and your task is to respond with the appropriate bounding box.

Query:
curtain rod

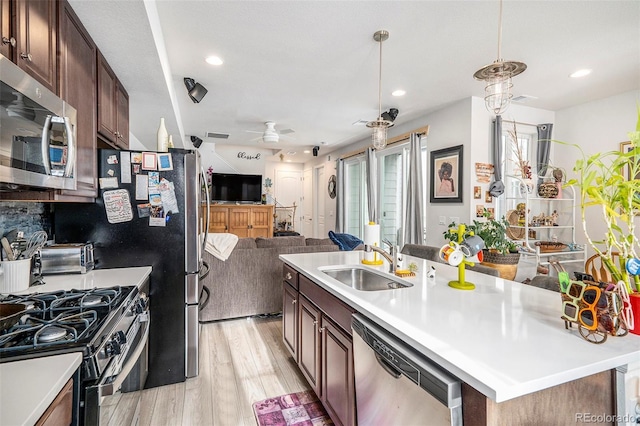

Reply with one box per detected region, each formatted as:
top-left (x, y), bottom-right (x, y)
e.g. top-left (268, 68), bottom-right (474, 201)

top-left (500, 119), bottom-right (538, 128)
top-left (340, 125), bottom-right (430, 160)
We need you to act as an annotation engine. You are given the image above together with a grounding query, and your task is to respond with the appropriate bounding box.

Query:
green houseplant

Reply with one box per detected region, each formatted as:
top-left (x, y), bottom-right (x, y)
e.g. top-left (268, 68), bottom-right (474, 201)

top-left (443, 210), bottom-right (520, 279)
top-left (561, 107), bottom-right (640, 292)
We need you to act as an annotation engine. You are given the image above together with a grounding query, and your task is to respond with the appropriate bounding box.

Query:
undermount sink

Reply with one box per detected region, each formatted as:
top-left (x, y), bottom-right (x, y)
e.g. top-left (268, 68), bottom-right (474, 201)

top-left (321, 267), bottom-right (413, 291)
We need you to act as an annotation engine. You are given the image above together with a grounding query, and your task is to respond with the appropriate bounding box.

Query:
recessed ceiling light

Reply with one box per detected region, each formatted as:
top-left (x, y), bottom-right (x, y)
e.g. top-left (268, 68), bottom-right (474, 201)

top-left (392, 89), bottom-right (406, 97)
top-left (303, 150), bottom-right (310, 154)
top-left (569, 69), bottom-right (591, 78)
top-left (287, 151), bottom-right (296, 155)
top-left (205, 56), bottom-right (223, 66)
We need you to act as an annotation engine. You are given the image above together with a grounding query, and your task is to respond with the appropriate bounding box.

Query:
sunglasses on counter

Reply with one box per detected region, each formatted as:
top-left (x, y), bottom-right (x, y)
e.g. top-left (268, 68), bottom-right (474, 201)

top-left (616, 281), bottom-right (635, 331)
top-left (573, 272), bottom-right (595, 282)
top-left (578, 286), bottom-right (606, 331)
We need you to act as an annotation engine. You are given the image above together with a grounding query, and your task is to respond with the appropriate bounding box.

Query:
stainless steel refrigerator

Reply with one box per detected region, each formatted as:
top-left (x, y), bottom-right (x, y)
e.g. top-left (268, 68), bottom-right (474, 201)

top-left (54, 148), bottom-right (209, 387)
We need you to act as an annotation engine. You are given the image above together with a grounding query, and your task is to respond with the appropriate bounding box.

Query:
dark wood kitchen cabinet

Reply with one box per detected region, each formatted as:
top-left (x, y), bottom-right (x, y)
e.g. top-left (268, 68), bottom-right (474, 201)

top-left (298, 295), bottom-right (321, 394)
top-left (283, 269), bottom-right (356, 426)
top-left (35, 377), bottom-right (73, 426)
top-left (282, 264), bottom-right (299, 360)
top-left (57, 0), bottom-right (97, 199)
top-left (0, 0), bottom-right (11, 59)
top-left (14, 0), bottom-right (58, 93)
top-left (97, 50), bottom-right (129, 149)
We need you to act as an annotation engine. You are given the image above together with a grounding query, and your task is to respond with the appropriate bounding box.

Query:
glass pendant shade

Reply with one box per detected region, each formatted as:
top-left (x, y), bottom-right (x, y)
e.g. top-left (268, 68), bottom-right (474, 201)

top-left (485, 74), bottom-right (513, 115)
top-left (371, 124), bottom-right (388, 150)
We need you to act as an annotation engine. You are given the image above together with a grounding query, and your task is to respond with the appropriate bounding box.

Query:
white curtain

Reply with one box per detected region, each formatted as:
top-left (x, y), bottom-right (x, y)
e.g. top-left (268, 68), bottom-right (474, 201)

top-left (335, 159), bottom-right (346, 232)
top-left (403, 133), bottom-right (425, 245)
top-left (365, 148), bottom-right (377, 224)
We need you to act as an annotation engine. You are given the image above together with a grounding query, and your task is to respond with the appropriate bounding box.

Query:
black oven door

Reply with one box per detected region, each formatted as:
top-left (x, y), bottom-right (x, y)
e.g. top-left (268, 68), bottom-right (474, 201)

top-left (84, 313), bottom-right (149, 425)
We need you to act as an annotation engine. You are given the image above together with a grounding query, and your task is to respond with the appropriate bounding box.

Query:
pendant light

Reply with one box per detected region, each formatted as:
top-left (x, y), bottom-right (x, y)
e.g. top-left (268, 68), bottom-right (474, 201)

top-left (367, 30), bottom-right (393, 150)
top-left (473, 0), bottom-right (526, 115)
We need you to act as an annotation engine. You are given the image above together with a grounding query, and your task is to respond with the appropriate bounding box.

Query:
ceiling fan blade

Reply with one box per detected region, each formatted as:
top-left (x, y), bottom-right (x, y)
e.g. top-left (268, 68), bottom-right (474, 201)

top-left (246, 130), bottom-right (263, 134)
top-left (280, 128), bottom-right (295, 135)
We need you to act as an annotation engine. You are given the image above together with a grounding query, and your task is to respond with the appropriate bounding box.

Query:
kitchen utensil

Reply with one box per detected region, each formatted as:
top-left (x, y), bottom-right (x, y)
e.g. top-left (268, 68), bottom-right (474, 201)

top-left (0, 303), bottom-right (28, 332)
top-left (1, 237), bottom-right (15, 261)
top-left (22, 231), bottom-right (47, 259)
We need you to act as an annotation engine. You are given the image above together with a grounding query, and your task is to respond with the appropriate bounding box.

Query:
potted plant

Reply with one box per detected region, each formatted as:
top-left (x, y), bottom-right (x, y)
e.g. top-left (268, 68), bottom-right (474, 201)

top-left (443, 209), bottom-right (521, 280)
top-left (560, 107), bottom-right (639, 294)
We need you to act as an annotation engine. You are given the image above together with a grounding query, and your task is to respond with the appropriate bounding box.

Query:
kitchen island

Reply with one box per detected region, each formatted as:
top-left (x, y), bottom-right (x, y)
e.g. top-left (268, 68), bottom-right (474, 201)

top-left (0, 266), bottom-right (152, 425)
top-left (280, 251), bottom-right (640, 424)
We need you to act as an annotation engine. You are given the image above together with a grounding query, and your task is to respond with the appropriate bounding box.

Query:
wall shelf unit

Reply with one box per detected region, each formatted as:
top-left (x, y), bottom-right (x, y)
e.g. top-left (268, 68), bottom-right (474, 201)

top-left (503, 175), bottom-right (586, 269)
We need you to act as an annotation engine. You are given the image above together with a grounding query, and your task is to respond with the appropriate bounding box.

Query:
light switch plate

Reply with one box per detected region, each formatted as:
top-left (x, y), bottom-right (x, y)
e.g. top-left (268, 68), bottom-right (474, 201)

top-left (439, 216), bottom-right (446, 225)
top-left (450, 216), bottom-right (459, 225)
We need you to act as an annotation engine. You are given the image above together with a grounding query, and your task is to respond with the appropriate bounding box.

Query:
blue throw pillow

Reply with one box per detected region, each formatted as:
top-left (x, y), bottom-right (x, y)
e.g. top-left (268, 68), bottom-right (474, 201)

top-left (328, 231), bottom-right (363, 251)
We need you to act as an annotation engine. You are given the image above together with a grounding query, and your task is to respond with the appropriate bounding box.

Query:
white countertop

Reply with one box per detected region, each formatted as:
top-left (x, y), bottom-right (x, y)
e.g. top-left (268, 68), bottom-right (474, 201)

top-left (0, 267), bottom-right (152, 425)
top-left (280, 251), bottom-right (640, 403)
top-left (0, 352), bottom-right (82, 426)
top-left (7, 266), bottom-right (152, 295)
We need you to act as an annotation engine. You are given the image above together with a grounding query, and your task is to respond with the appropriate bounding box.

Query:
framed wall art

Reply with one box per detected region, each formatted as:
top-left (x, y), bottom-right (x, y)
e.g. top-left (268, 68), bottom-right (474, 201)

top-left (430, 145), bottom-right (463, 203)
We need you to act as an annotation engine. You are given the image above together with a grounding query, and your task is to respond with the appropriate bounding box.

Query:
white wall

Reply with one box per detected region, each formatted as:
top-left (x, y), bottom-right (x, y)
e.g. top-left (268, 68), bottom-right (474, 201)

top-left (553, 89), bottom-right (640, 257)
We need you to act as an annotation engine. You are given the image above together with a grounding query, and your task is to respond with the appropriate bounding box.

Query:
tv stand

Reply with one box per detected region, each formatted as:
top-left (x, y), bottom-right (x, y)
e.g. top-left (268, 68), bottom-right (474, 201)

top-left (203, 204), bottom-right (274, 238)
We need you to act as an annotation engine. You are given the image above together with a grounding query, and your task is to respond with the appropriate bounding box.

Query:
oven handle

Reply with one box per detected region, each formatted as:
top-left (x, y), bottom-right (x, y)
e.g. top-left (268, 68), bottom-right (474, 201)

top-left (99, 317), bottom-right (150, 397)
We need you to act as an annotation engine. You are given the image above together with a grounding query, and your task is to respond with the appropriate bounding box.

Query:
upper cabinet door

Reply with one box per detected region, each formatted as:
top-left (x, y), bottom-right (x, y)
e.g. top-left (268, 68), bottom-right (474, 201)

top-left (115, 82), bottom-right (129, 149)
top-left (97, 50), bottom-right (117, 144)
top-left (15, 0), bottom-right (57, 93)
top-left (0, 0), bottom-right (12, 59)
top-left (58, 0), bottom-right (98, 198)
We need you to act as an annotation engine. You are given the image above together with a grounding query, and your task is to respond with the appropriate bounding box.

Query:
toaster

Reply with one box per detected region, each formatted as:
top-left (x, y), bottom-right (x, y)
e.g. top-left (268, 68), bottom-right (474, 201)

top-left (39, 243), bottom-right (95, 275)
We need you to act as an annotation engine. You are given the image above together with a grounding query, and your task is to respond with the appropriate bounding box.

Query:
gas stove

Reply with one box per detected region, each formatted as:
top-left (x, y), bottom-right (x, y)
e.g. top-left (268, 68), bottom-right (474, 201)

top-left (0, 287), bottom-right (136, 365)
top-left (0, 284), bottom-right (150, 425)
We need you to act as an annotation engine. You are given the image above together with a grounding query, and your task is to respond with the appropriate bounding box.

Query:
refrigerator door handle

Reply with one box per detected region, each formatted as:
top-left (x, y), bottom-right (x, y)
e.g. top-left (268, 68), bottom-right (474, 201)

top-left (200, 164), bottom-right (210, 259)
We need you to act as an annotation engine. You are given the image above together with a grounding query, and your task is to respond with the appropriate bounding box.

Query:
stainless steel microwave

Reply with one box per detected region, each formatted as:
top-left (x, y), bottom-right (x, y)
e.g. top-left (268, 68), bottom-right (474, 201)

top-left (0, 55), bottom-right (77, 191)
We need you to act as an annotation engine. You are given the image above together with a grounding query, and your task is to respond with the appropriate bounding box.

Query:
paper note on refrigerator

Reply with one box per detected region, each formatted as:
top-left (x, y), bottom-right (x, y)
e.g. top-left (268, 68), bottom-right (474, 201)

top-left (103, 189), bottom-right (134, 224)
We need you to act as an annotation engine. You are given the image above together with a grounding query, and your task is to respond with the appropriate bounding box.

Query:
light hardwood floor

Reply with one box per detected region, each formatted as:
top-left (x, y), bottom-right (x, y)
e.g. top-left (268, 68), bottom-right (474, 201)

top-left (102, 316), bottom-right (310, 426)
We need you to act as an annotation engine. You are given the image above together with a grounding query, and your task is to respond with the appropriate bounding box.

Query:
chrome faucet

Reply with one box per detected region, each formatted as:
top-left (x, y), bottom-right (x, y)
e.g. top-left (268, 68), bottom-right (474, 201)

top-left (365, 239), bottom-right (400, 273)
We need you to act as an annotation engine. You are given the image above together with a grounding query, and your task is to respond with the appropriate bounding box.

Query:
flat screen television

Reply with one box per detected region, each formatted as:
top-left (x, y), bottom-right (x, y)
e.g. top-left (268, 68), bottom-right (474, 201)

top-left (210, 173), bottom-right (262, 203)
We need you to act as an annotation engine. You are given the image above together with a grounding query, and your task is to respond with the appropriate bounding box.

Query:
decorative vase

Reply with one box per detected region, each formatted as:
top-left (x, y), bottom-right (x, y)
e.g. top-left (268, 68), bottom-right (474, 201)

top-left (519, 179), bottom-right (534, 195)
top-left (629, 293), bottom-right (640, 336)
top-left (481, 249), bottom-right (521, 281)
top-left (157, 118), bottom-right (168, 152)
top-left (167, 135), bottom-right (174, 149)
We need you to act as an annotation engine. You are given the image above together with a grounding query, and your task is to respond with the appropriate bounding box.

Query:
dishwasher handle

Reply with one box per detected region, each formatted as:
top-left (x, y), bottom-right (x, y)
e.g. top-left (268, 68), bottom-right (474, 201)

top-left (375, 354), bottom-right (402, 379)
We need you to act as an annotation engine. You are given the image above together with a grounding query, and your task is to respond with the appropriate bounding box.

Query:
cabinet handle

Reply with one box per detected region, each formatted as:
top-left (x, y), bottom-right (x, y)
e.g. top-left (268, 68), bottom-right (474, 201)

top-left (292, 299), bottom-right (297, 305)
top-left (2, 36), bottom-right (16, 47)
top-left (318, 327), bottom-right (325, 334)
top-left (20, 52), bottom-right (32, 62)
top-left (313, 320), bottom-right (317, 326)
top-left (285, 272), bottom-right (292, 280)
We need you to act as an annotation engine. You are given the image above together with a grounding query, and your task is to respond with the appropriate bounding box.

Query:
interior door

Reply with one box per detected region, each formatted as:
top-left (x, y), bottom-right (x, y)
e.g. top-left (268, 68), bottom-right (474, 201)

top-left (302, 168), bottom-right (313, 237)
top-left (275, 169), bottom-right (302, 232)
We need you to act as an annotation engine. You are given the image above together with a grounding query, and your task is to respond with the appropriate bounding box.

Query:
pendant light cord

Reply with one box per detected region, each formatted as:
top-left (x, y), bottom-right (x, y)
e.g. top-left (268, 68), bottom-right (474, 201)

top-left (378, 36), bottom-right (383, 120)
top-left (497, 0), bottom-right (503, 61)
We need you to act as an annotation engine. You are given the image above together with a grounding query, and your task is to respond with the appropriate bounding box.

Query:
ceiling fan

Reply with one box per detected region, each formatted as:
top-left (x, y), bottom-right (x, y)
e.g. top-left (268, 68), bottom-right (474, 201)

top-left (247, 121), bottom-right (295, 143)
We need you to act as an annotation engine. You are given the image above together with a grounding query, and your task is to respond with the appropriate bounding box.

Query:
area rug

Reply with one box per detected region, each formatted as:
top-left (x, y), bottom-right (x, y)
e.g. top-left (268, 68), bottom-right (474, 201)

top-left (252, 390), bottom-right (333, 425)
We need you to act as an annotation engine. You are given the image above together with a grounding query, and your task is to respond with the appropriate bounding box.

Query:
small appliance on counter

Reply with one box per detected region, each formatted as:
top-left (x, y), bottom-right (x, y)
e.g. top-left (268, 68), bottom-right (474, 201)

top-left (38, 243), bottom-right (94, 275)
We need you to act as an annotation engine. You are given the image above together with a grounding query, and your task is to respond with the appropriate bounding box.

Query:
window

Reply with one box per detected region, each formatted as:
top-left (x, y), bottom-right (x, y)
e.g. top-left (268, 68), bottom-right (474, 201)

top-left (341, 139), bottom-right (427, 244)
top-left (344, 157), bottom-right (367, 237)
top-left (497, 122), bottom-right (536, 219)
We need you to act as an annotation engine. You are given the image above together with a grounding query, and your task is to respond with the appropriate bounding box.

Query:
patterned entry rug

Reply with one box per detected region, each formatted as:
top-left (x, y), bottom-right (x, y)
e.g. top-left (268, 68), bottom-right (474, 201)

top-left (252, 390), bottom-right (333, 425)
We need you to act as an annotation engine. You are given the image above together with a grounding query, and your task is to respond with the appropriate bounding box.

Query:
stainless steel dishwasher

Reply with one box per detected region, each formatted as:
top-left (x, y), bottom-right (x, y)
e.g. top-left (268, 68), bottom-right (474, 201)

top-left (352, 314), bottom-right (463, 426)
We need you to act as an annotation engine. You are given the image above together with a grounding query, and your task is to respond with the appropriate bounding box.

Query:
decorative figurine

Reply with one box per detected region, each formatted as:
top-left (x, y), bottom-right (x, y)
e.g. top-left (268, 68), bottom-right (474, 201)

top-left (553, 168), bottom-right (563, 198)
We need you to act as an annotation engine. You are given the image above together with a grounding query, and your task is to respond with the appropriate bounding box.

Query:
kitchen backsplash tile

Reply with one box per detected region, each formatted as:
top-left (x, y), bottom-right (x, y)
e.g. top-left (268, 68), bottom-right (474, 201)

top-left (0, 202), bottom-right (52, 238)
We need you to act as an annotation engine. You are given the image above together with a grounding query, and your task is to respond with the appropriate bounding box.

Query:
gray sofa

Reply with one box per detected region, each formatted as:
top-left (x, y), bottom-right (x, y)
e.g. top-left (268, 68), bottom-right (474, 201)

top-left (200, 235), bottom-right (343, 322)
top-left (400, 244), bottom-right (500, 277)
top-left (401, 243), bottom-right (560, 291)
